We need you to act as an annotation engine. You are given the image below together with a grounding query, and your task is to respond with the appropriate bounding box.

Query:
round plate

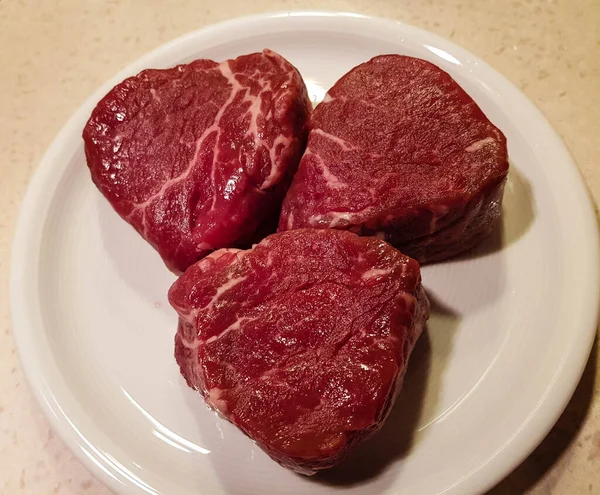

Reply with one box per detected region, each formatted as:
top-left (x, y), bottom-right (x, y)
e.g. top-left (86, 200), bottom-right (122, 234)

top-left (10, 11), bottom-right (599, 495)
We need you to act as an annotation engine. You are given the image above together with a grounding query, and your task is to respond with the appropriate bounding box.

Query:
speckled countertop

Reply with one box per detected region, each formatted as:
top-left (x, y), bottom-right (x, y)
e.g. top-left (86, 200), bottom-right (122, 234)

top-left (1, 1), bottom-right (599, 494)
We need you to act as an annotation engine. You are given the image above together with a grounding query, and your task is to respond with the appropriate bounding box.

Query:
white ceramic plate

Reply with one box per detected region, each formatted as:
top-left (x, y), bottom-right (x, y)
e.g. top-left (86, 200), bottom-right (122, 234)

top-left (10, 11), bottom-right (599, 495)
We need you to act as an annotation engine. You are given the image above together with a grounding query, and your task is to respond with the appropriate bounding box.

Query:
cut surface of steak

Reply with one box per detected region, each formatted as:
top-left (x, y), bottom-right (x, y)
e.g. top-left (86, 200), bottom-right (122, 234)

top-left (278, 55), bottom-right (509, 262)
top-left (83, 49), bottom-right (311, 273)
top-left (169, 229), bottom-right (429, 474)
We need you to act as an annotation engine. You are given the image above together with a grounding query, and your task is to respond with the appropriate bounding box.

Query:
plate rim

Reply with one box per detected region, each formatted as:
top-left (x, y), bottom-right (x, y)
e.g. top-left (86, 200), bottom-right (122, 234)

top-left (10, 10), bottom-right (600, 495)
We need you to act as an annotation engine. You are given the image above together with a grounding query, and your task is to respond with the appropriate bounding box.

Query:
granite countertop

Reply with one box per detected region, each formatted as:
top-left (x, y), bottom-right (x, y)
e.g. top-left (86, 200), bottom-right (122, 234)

top-left (1, 1), bottom-right (599, 494)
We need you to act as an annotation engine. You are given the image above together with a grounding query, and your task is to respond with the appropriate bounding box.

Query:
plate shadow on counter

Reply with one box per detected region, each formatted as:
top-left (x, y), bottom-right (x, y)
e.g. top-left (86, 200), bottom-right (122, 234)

top-left (486, 338), bottom-right (598, 494)
top-left (314, 294), bottom-right (461, 488)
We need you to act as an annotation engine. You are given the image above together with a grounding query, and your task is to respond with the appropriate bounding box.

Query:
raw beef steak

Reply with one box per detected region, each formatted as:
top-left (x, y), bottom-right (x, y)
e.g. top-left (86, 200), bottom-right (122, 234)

top-left (278, 55), bottom-right (509, 262)
top-left (83, 50), bottom-right (311, 273)
top-left (169, 229), bottom-right (429, 474)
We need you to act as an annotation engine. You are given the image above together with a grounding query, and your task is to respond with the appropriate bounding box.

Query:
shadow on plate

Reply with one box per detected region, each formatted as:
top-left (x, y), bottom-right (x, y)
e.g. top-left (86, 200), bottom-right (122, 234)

top-left (486, 337), bottom-right (598, 494)
top-left (97, 196), bottom-right (176, 305)
top-left (95, 164), bottom-right (532, 308)
top-left (314, 293), bottom-right (461, 487)
top-left (441, 164), bottom-right (535, 264)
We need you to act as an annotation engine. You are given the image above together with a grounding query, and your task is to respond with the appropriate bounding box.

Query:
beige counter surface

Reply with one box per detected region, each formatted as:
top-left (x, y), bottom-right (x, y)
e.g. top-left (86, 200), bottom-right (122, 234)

top-left (1, 1), bottom-right (599, 494)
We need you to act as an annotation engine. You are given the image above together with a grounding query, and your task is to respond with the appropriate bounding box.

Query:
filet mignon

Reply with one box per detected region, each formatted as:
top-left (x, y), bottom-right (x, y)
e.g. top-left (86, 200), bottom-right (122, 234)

top-left (169, 228), bottom-right (429, 474)
top-left (83, 50), bottom-right (311, 273)
top-left (278, 55), bottom-right (509, 262)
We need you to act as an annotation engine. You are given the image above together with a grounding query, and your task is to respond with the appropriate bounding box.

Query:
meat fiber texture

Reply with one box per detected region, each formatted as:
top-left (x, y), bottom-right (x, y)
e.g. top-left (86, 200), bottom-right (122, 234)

top-left (279, 55), bottom-right (509, 263)
top-left (169, 229), bottom-right (430, 474)
top-left (83, 49), bottom-right (311, 273)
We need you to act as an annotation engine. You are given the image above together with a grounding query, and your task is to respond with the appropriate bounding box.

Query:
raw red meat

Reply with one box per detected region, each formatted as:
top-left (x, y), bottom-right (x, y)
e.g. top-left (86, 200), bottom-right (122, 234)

top-left (83, 50), bottom-right (311, 273)
top-left (278, 55), bottom-right (509, 262)
top-left (169, 229), bottom-right (429, 474)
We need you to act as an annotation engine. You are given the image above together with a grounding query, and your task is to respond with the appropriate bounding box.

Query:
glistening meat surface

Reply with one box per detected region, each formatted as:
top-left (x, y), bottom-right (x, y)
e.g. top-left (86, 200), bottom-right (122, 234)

top-left (169, 229), bottom-right (429, 474)
top-left (84, 49), bottom-right (311, 273)
top-left (279, 55), bottom-right (509, 262)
